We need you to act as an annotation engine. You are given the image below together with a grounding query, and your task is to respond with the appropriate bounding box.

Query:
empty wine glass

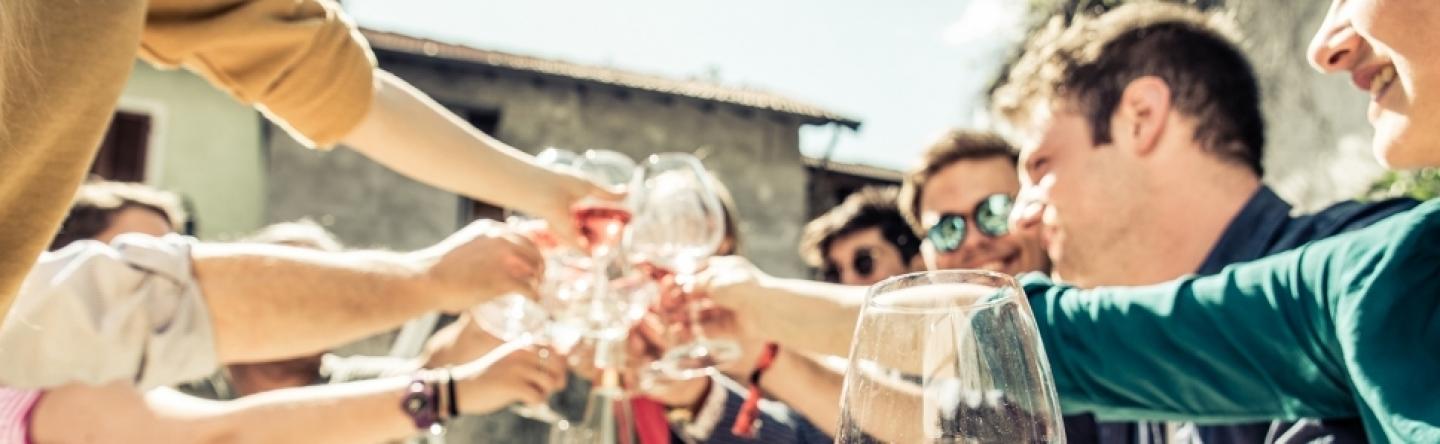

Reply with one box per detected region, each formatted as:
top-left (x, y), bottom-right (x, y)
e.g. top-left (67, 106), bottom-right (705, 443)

top-left (626, 153), bottom-right (740, 379)
top-left (836, 270), bottom-right (1065, 443)
top-left (470, 231), bottom-right (576, 426)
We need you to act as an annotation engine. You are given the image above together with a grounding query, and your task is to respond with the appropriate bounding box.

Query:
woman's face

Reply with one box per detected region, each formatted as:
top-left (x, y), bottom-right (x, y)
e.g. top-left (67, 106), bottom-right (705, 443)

top-left (1309, 0), bottom-right (1440, 168)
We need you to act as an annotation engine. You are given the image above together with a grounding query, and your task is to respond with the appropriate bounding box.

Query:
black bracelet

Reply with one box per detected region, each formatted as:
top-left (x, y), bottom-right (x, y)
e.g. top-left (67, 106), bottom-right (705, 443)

top-left (445, 366), bottom-right (459, 419)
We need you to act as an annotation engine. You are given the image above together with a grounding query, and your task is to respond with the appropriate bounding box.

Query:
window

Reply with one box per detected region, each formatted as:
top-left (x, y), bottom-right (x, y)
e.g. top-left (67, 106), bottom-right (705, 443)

top-left (91, 111), bottom-right (152, 182)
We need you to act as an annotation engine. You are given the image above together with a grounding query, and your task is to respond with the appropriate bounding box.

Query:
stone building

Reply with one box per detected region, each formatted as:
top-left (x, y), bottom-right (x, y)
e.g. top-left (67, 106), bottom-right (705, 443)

top-left (266, 29), bottom-right (861, 280)
top-left (99, 26), bottom-right (860, 443)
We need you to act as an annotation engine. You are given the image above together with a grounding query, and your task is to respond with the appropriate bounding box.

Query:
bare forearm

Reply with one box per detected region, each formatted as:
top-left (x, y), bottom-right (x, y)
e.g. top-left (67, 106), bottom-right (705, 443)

top-left (31, 381), bottom-right (418, 444)
top-left (760, 351), bottom-right (845, 436)
top-left (750, 278), bottom-right (868, 357)
top-left (182, 379), bottom-right (417, 444)
top-left (193, 243), bottom-right (431, 363)
top-left (342, 70), bottom-right (556, 212)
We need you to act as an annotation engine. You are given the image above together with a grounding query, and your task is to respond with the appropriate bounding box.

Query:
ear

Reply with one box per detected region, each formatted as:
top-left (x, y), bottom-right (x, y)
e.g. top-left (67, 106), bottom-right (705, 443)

top-left (1111, 76), bottom-right (1171, 158)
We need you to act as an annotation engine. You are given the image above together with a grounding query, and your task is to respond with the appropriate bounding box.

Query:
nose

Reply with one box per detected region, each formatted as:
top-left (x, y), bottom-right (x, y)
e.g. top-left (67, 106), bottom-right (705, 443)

top-left (1010, 184), bottom-right (1046, 235)
top-left (1308, 7), bottom-right (1362, 74)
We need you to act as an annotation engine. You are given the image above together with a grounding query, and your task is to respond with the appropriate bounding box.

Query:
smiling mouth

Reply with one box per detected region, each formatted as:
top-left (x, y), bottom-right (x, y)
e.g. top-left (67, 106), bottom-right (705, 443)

top-left (1371, 64), bottom-right (1397, 99)
top-left (981, 250), bottom-right (1020, 274)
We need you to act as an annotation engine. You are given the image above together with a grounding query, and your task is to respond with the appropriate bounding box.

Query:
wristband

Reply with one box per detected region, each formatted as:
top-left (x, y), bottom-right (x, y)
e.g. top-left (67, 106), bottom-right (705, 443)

top-left (731, 342), bottom-right (779, 438)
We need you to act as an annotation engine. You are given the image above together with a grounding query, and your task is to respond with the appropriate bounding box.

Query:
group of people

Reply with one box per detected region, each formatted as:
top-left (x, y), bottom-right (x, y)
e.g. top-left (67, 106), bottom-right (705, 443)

top-left (0, 0), bottom-right (1436, 443)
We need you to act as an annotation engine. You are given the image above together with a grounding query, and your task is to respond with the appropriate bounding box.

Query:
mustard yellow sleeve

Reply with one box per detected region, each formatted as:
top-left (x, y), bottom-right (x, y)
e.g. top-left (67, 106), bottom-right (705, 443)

top-left (139, 0), bottom-right (377, 148)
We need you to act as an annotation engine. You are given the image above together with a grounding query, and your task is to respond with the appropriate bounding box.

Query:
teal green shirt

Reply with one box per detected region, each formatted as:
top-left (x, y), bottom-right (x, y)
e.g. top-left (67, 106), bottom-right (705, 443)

top-left (1023, 198), bottom-right (1440, 443)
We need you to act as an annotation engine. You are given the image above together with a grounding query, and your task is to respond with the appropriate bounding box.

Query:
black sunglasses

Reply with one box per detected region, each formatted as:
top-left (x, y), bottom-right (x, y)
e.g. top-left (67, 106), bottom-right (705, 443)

top-left (821, 247), bottom-right (877, 283)
top-left (925, 194), bottom-right (1015, 254)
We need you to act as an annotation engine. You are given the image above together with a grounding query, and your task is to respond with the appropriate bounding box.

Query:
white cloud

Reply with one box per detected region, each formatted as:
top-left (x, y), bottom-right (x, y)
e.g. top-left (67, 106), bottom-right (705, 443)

top-left (941, 0), bottom-right (1029, 48)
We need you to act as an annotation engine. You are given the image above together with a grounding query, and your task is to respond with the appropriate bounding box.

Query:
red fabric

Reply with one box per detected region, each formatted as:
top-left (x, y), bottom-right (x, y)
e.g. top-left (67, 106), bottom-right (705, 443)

top-left (731, 342), bottom-right (780, 438)
top-left (632, 396), bottom-right (671, 444)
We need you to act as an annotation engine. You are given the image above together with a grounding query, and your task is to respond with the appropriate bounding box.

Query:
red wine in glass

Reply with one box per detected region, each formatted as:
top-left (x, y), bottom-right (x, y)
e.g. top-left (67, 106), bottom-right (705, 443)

top-left (574, 204), bottom-right (632, 257)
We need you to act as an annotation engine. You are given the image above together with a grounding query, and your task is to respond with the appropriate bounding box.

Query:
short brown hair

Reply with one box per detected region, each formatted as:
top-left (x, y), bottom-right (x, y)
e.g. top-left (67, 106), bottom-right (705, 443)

top-left (52, 181), bottom-right (187, 250)
top-left (992, 2), bottom-right (1264, 176)
top-left (799, 186), bottom-right (920, 269)
top-left (898, 129), bottom-right (1019, 236)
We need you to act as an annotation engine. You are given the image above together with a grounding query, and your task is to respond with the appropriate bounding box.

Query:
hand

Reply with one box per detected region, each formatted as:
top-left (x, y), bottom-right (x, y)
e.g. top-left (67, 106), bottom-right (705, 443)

top-left (453, 341), bottom-right (568, 415)
top-left (420, 313), bottom-right (505, 368)
top-left (525, 165), bottom-right (625, 249)
top-left (691, 256), bottom-right (770, 334)
top-left (690, 302), bottom-right (767, 378)
top-left (625, 315), bottom-right (712, 408)
top-left (409, 220), bottom-right (544, 311)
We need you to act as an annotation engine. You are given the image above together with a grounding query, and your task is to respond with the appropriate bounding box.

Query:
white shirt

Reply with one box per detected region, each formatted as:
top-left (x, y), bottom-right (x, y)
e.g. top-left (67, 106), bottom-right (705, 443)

top-left (0, 234), bottom-right (217, 389)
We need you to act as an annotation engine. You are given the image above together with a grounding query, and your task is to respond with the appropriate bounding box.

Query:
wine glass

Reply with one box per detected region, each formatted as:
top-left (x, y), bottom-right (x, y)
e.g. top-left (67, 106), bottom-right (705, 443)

top-left (836, 270), bottom-right (1065, 443)
top-left (470, 229), bottom-right (577, 427)
top-left (470, 147), bottom-right (585, 426)
top-left (625, 153), bottom-right (741, 379)
top-left (573, 149), bottom-right (637, 259)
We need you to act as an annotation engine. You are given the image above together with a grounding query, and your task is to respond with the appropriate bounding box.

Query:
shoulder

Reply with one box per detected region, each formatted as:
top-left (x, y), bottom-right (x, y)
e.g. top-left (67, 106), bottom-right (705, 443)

top-left (1300, 197), bottom-right (1422, 237)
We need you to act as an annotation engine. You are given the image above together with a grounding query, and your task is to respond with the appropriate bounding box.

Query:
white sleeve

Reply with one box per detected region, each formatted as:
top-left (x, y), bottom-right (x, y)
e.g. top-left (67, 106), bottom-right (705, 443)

top-left (0, 234), bottom-right (217, 389)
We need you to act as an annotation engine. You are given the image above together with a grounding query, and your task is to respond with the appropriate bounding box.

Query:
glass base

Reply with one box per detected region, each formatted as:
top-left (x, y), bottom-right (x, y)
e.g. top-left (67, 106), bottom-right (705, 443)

top-left (655, 339), bottom-right (742, 379)
top-left (514, 403), bottom-right (568, 424)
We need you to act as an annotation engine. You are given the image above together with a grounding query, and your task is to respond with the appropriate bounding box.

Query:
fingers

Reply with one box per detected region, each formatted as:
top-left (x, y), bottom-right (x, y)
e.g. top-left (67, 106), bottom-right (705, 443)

top-left (500, 231), bottom-right (545, 271)
top-left (529, 348), bottom-right (569, 391)
top-left (582, 177), bottom-right (627, 202)
top-left (516, 381), bottom-right (548, 406)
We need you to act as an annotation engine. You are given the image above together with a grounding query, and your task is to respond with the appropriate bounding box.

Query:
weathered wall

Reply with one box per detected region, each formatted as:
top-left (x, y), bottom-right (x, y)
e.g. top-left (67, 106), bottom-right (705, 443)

top-left (1228, 1), bottom-right (1386, 211)
top-left (383, 56), bottom-right (811, 279)
top-left (119, 63), bottom-right (267, 240)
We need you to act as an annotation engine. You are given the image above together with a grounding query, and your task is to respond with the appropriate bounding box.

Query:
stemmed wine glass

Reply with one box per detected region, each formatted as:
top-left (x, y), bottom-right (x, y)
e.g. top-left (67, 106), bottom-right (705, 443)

top-left (835, 270), bottom-right (1065, 443)
top-left (471, 147), bottom-right (586, 426)
top-left (625, 153), bottom-right (741, 379)
top-left (573, 149), bottom-right (637, 260)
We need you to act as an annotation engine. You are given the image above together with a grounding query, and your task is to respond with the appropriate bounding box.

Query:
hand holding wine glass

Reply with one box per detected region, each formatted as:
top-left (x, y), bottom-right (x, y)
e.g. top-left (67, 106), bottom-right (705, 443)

top-left (835, 270), bottom-right (1065, 443)
top-left (524, 151), bottom-right (627, 250)
top-left (625, 153), bottom-right (741, 379)
top-left (573, 149), bottom-right (638, 259)
top-left (452, 340), bottom-right (570, 415)
top-left (410, 219), bottom-right (545, 311)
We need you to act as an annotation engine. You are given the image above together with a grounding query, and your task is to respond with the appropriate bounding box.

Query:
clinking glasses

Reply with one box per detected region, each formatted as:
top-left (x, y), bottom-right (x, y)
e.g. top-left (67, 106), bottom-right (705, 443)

top-left (925, 193), bottom-right (1014, 253)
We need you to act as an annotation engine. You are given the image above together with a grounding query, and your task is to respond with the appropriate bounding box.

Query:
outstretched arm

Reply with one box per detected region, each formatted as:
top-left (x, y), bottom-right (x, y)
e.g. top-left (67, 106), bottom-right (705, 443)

top-left (342, 71), bottom-right (620, 247)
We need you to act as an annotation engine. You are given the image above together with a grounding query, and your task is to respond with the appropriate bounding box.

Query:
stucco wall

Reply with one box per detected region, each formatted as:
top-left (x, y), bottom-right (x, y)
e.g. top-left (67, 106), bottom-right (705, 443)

top-left (1229, 1), bottom-right (1386, 211)
top-left (119, 63), bottom-right (267, 239)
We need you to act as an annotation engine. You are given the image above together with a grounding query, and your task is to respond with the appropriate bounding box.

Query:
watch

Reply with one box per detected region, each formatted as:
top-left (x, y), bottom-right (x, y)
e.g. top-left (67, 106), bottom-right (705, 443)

top-left (401, 375), bottom-right (443, 433)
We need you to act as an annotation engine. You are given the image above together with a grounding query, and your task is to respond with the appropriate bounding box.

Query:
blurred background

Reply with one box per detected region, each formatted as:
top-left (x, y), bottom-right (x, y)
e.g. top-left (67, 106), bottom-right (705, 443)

top-left (88, 0), bottom-right (1432, 440)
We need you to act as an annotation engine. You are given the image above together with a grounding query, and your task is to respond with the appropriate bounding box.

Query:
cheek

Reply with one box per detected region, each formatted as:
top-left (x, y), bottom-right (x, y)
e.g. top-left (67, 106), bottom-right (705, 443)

top-left (1355, 0), bottom-right (1436, 55)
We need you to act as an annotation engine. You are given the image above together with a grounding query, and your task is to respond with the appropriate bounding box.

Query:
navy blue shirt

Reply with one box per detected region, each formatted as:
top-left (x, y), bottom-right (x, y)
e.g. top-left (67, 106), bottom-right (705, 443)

top-left (1156, 186), bottom-right (1415, 444)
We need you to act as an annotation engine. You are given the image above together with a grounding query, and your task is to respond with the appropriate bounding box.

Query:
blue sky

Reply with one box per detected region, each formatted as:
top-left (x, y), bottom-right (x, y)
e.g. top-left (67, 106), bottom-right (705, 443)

top-left (345, 0), bottom-right (1027, 171)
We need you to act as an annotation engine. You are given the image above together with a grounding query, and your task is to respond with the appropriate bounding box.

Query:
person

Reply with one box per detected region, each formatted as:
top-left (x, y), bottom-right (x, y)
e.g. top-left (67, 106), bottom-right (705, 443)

top-left (799, 186), bottom-right (921, 286)
top-left (674, 129), bottom-right (1065, 441)
top-left (49, 180), bottom-right (190, 251)
top-left (697, 1), bottom-right (1440, 442)
top-left (559, 173), bottom-right (834, 444)
top-left (896, 130), bottom-right (1049, 278)
top-left (0, 182), bottom-right (569, 443)
top-left (0, 0), bottom-right (618, 389)
top-left (991, 5), bottom-right (1419, 442)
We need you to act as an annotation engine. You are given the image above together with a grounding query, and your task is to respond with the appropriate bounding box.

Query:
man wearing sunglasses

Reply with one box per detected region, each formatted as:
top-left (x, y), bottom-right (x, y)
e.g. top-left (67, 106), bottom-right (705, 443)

top-left (696, 4), bottom-right (1426, 443)
top-left (668, 129), bottom-right (1059, 441)
top-left (800, 186), bottom-right (922, 286)
top-left (897, 129), bottom-right (1050, 277)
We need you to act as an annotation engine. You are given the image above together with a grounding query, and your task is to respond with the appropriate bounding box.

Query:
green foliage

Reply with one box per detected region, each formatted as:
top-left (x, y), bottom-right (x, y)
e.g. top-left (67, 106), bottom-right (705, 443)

top-left (1366, 169), bottom-right (1440, 201)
